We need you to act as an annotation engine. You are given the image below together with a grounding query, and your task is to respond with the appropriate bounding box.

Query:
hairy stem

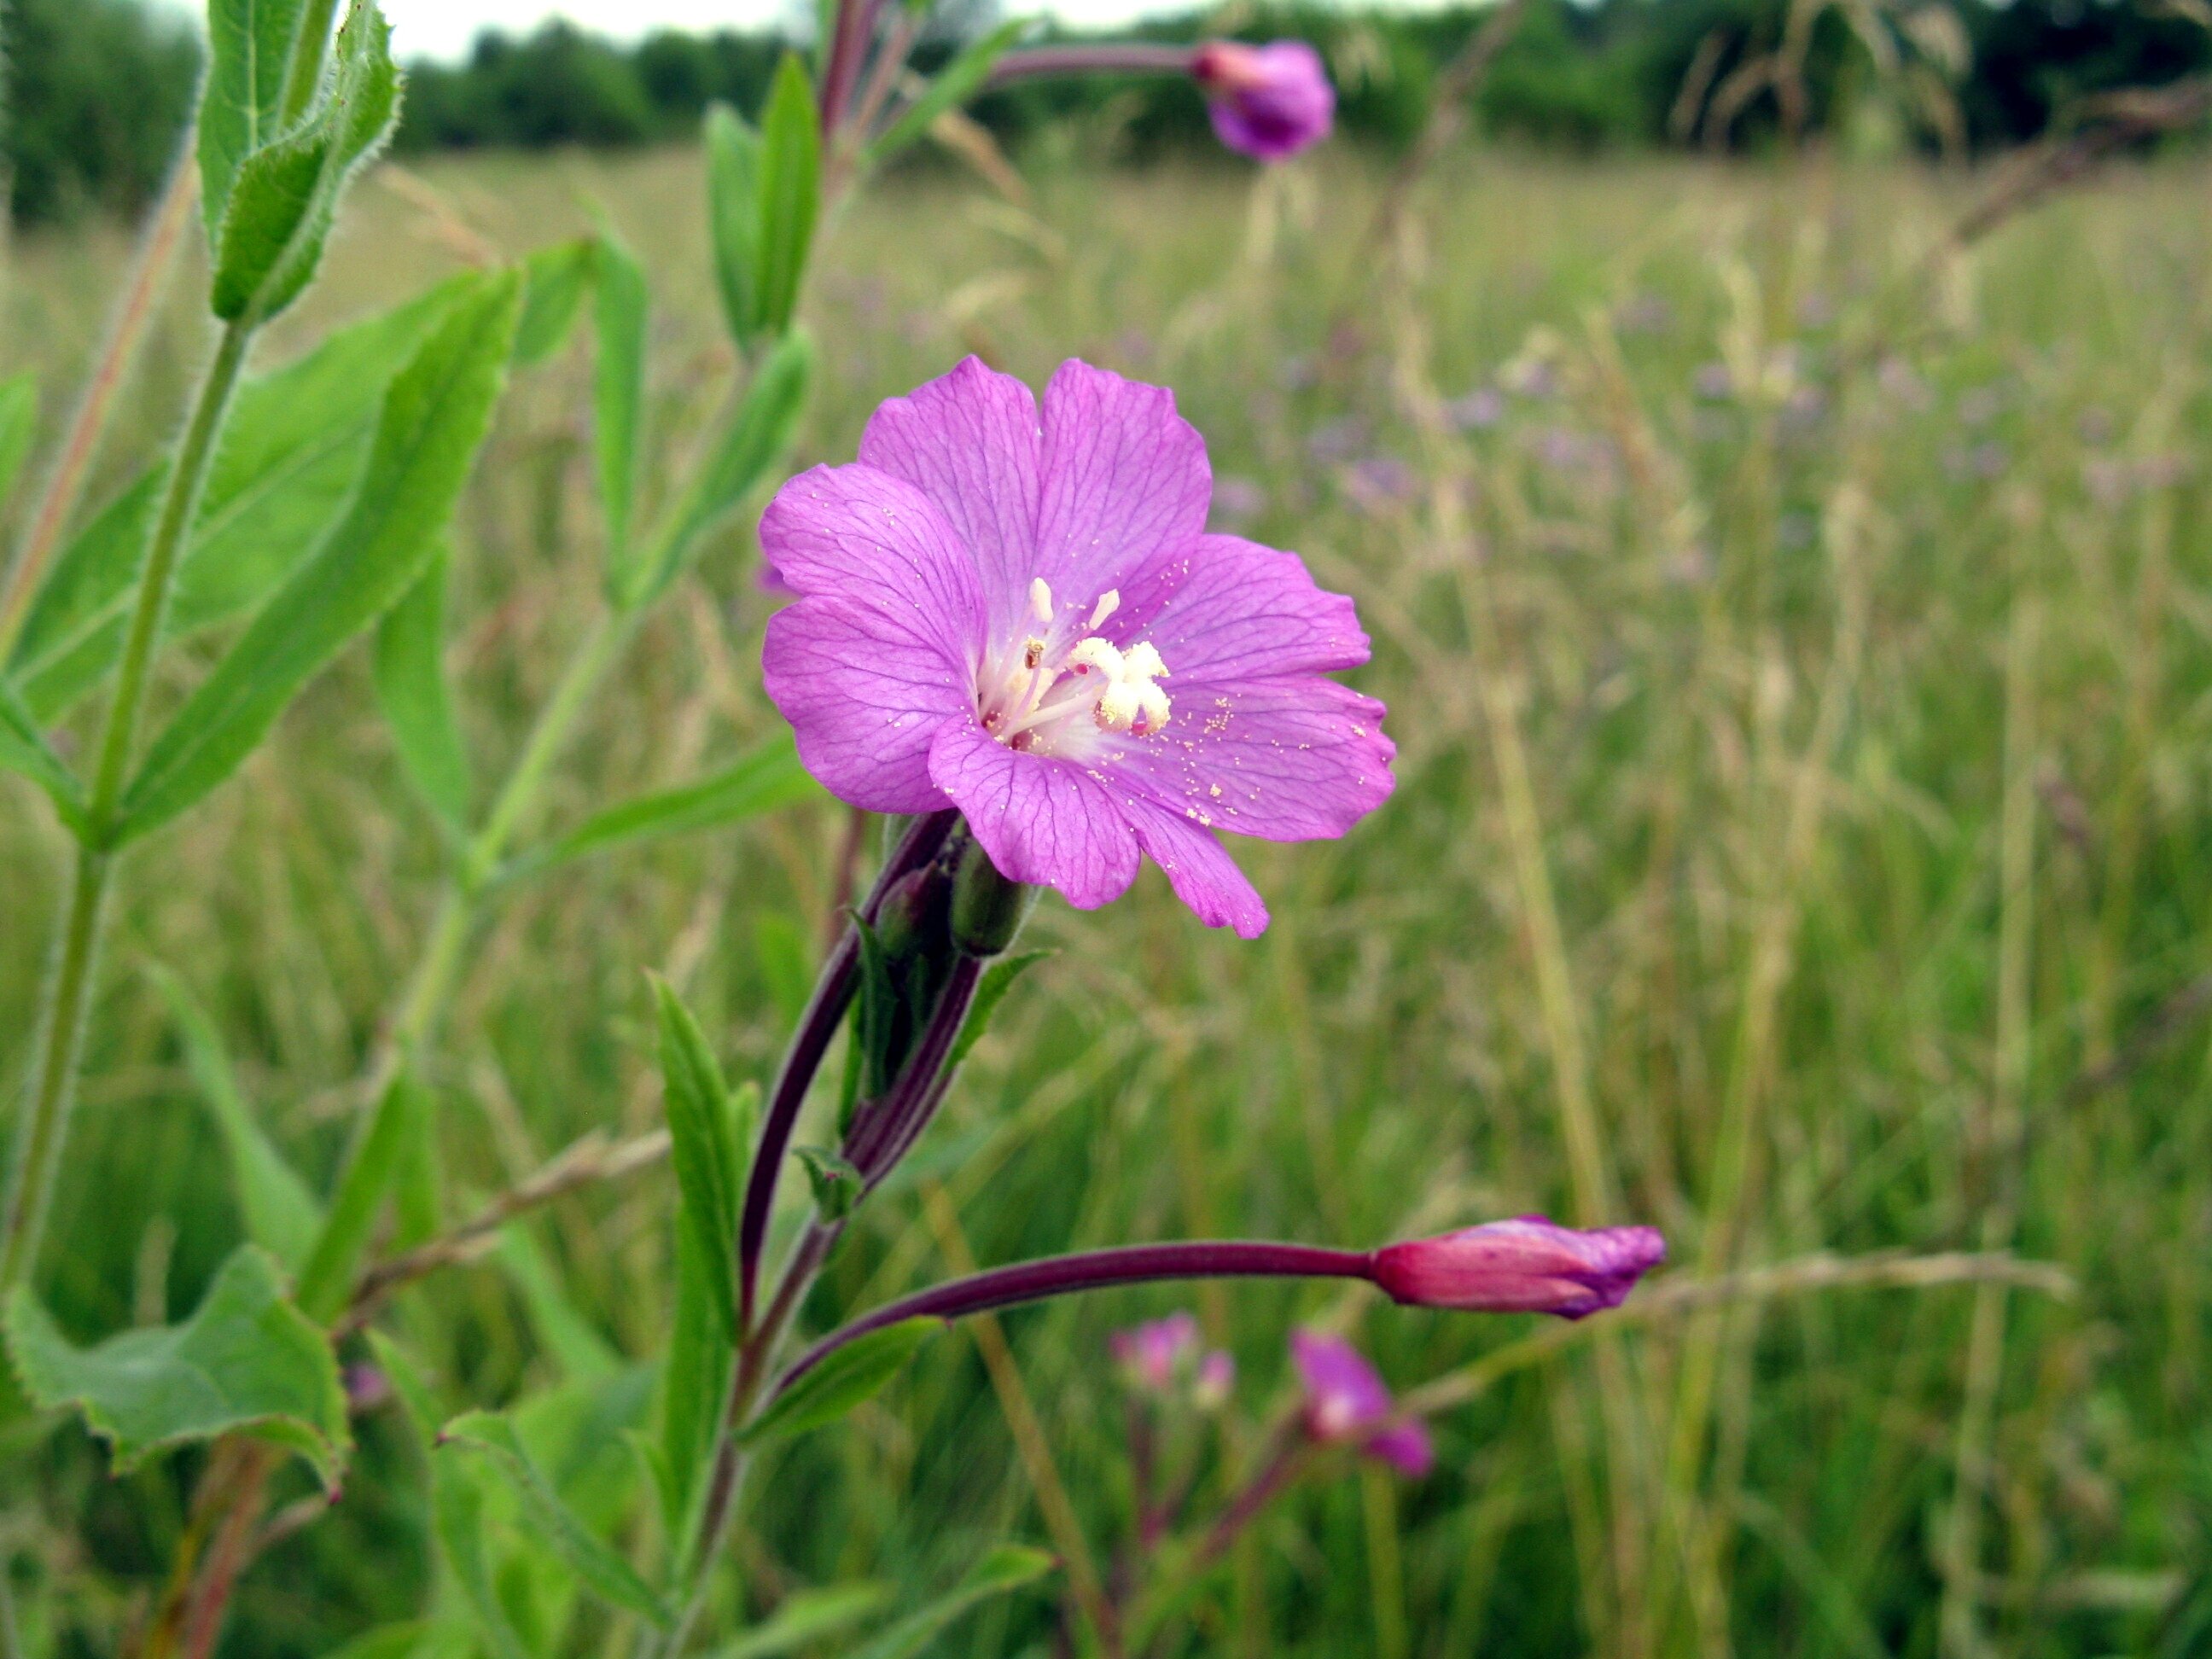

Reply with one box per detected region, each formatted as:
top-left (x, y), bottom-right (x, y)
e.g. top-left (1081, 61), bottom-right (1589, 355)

top-left (276, 0), bottom-right (344, 128)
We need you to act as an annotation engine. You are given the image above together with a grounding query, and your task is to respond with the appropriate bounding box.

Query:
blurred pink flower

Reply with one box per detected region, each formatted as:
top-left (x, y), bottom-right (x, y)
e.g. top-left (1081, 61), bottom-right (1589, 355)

top-left (1192, 41), bottom-right (1335, 161)
top-left (1371, 1216), bottom-right (1665, 1319)
top-left (1112, 1312), bottom-right (1201, 1392)
top-left (1289, 1329), bottom-right (1433, 1478)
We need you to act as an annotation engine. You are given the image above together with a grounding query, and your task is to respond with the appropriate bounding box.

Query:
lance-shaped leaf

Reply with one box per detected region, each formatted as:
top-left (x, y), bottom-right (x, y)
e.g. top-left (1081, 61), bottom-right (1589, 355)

top-left (754, 55), bottom-right (820, 338)
top-left (846, 1545), bottom-right (1057, 1659)
top-left (658, 1217), bottom-right (733, 1551)
top-left (503, 732), bottom-right (816, 882)
top-left (3, 1245), bottom-right (350, 1492)
top-left (0, 372), bottom-right (36, 511)
top-left (614, 329), bottom-right (814, 611)
top-left (374, 547), bottom-right (472, 828)
top-left (592, 235), bottom-right (649, 576)
top-left (867, 19), bottom-right (1032, 166)
top-left (9, 280), bottom-right (466, 721)
top-left (712, 1584), bottom-right (893, 1658)
top-left (117, 269), bottom-right (521, 844)
top-left (198, 0), bottom-right (311, 242)
top-left (294, 1072), bottom-right (433, 1323)
top-left (654, 980), bottom-right (742, 1343)
top-left (146, 964), bottom-right (323, 1272)
top-left (946, 950), bottom-right (1051, 1071)
top-left (515, 237), bottom-right (595, 366)
top-left (705, 103), bottom-right (761, 344)
top-left (0, 676), bottom-right (84, 834)
top-left (211, 3), bottom-right (402, 322)
top-left (739, 1318), bottom-right (940, 1447)
top-left (437, 1411), bottom-right (672, 1628)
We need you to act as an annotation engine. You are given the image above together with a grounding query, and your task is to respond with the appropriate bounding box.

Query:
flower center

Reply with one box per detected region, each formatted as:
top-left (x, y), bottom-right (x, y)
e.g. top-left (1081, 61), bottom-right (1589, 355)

top-left (975, 579), bottom-right (1173, 755)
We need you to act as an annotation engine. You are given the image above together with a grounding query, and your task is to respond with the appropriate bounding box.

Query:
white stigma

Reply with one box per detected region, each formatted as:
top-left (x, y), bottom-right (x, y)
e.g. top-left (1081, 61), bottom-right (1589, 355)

top-left (1087, 589), bottom-right (1121, 630)
top-left (1029, 577), bottom-right (1055, 625)
top-left (978, 583), bottom-right (1174, 750)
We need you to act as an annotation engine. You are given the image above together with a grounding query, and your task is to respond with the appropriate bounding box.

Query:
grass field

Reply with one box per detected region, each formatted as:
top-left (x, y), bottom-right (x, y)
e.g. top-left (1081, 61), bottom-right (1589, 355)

top-left (4, 143), bottom-right (2212, 1657)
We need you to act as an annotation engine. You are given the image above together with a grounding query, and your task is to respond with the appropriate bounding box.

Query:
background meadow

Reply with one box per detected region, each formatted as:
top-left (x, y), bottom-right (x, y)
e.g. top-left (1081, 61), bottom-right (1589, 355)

top-left (4, 123), bottom-right (2212, 1657)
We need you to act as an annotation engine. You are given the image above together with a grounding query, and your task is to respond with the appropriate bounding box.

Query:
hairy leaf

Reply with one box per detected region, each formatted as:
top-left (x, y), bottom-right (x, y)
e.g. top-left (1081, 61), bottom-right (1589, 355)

top-left (515, 238), bottom-right (595, 365)
top-left (198, 0), bottom-right (311, 242)
top-left (373, 547), bottom-right (472, 828)
top-left (710, 1583), bottom-right (893, 1658)
top-left (0, 675), bottom-right (84, 833)
top-left (0, 372), bottom-right (37, 512)
top-left (617, 328), bottom-right (814, 610)
top-left (754, 55), bottom-right (820, 338)
top-left (867, 20), bottom-right (1032, 166)
top-left (146, 964), bottom-right (323, 1272)
top-left (591, 235), bottom-right (649, 574)
top-left (738, 1318), bottom-right (940, 1447)
top-left (654, 979), bottom-right (741, 1344)
top-left (705, 103), bottom-right (761, 344)
top-left (117, 270), bottom-right (521, 843)
top-left (294, 1072), bottom-right (432, 1323)
top-left (438, 1411), bottom-right (672, 1627)
top-left (3, 1245), bottom-right (349, 1491)
top-left (659, 1219), bottom-right (734, 1549)
top-left (504, 732), bottom-right (815, 880)
top-left (847, 1545), bottom-right (1057, 1659)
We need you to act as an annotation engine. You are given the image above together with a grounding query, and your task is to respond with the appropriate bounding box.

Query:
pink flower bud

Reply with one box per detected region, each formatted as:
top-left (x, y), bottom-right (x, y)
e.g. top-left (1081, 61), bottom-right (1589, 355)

top-left (1371, 1217), bottom-right (1665, 1320)
top-left (1111, 1312), bottom-right (1201, 1393)
top-left (1190, 40), bottom-right (1335, 161)
top-left (1290, 1330), bottom-right (1431, 1479)
top-left (1193, 1349), bottom-right (1236, 1411)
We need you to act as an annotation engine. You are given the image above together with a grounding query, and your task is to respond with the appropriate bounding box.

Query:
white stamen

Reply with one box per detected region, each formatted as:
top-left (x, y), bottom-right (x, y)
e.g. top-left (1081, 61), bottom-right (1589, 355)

top-left (1097, 681), bottom-right (1144, 731)
top-left (1067, 637), bottom-right (1126, 678)
top-left (1029, 578), bottom-right (1055, 625)
top-left (1136, 682), bottom-right (1172, 731)
top-left (1087, 589), bottom-right (1121, 630)
top-left (1122, 640), bottom-right (1167, 680)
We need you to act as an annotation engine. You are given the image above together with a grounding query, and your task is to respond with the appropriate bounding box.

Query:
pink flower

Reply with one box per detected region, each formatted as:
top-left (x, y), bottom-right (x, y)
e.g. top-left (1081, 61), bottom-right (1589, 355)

top-left (1289, 1330), bottom-right (1433, 1478)
top-left (759, 358), bottom-right (1394, 938)
top-left (1371, 1217), bottom-right (1666, 1320)
top-left (1112, 1312), bottom-right (1201, 1392)
top-left (1191, 41), bottom-right (1335, 161)
top-left (1193, 1349), bottom-right (1236, 1410)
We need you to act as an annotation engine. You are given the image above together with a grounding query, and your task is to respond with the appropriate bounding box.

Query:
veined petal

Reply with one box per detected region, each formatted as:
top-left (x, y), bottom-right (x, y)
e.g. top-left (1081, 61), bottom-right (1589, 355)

top-left (764, 597), bottom-right (973, 813)
top-left (859, 357), bottom-right (1042, 631)
top-left (1124, 800), bottom-right (1270, 938)
top-left (758, 463), bottom-right (989, 638)
top-left (1033, 361), bottom-right (1210, 606)
top-left (1111, 533), bottom-right (1370, 681)
top-left (928, 717), bottom-right (1141, 911)
top-left (1101, 677), bottom-right (1394, 842)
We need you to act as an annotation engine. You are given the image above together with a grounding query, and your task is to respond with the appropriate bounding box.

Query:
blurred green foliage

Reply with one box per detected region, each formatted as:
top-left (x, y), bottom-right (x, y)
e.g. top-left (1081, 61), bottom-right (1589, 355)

top-left (4, 0), bottom-right (2209, 225)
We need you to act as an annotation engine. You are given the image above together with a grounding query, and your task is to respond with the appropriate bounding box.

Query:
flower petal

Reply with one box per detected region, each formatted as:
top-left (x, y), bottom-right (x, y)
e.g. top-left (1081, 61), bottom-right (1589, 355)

top-left (758, 463), bottom-right (988, 637)
top-left (763, 597), bottom-right (973, 813)
top-left (1124, 799), bottom-right (1270, 938)
top-left (1366, 1419), bottom-right (1435, 1479)
top-left (1033, 360), bottom-right (1211, 606)
top-left (927, 717), bottom-right (1141, 911)
top-left (1101, 677), bottom-right (1394, 842)
top-left (858, 357), bottom-right (1042, 631)
top-left (1111, 533), bottom-right (1369, 681)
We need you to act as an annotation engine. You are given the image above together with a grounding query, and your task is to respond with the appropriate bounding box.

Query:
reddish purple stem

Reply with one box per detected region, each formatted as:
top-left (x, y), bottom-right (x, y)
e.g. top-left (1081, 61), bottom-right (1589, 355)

top-left (987, 44), bottom-right (1199, 87)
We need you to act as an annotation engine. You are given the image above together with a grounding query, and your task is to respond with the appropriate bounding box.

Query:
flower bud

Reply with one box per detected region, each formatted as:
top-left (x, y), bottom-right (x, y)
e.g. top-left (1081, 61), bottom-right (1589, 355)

top-left (1111, 1312), bottom-right (1199, 1394)
top-left (871, 865), bottom-right (949, 963)
top-left (1290, 1329), bottom-right (1431, 1477)
top-left (1190, 40), bottom-right (1334, 161)
top-left (1370, 1217), bottom-right (1666, 1320)
top-left (1192, 1349), bottom-right (1236, 1412)
top-left (950, 838), bottom-right (1039, 958)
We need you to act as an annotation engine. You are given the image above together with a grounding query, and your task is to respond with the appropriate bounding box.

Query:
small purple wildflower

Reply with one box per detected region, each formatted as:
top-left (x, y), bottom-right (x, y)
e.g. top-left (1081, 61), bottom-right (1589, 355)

top-left (1370, 1216), bottom-right (1666, 1319)
top-left (759, 358), bottom-right (1394, 938)
top-left (1191, 41), bottom-right (1335, 161)
top-left (1343, 456), bottom-right (1416, 514)
top-left (1113, 1312), bottom-right (1201, 1393)
top-left (1193, 1349), bottom-right (1236, 1411)
top-left (1306, 415), bottom-right (1370, 464)
top-left (1210, 474), bottom-right (1267, 525)
top-left (1290, 1330), bottom-right (1433, 1477)
top-left (1447, 387), bottom-right (1505, 431)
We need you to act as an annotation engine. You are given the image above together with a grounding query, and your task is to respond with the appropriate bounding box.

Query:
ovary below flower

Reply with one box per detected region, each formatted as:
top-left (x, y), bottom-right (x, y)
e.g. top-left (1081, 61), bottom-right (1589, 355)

top-left (760, 357), bottom-right (1394, 937)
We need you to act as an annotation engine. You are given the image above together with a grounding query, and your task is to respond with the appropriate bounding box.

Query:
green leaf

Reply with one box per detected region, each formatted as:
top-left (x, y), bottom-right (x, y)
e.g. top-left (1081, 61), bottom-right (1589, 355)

top-left (3, 1244), bottom-right (350, 1492)
top-left (0, 674), bottom-right (84, 833)
top-left (867, 19), bottom-right (1033, 166)
top-left (946, 950), bottom-right (1051, 1072)
top-left (437, 1410), bottom-right (672, 1628)
top-left (616, 328), bottom-right (814, 610)
top-left (658, 1218), bottom-right (734, 1549)
top-left (9, 280), bottom-right (464, 722)
top-left (795, 1146), bottom-right (861, 1222)
top-left (434, 1459), bottom-right (534, 1659)
top-left (211, 2), bottom-right (402, 321)
top-left (737, 1318), bottom-right (939, 1448)
top-left (145, 964), bottom-right (323, 1272)
top-left (322, 1621), bottom-right (434, 1659)
top-left (0, 372), bottom-right (37, 512)
top-left (294, 1072), bottom-right (432, 1323)
top-left (373, 547), bottom-right (472, 828)
top-left (653, 979), bottom-right (741, 1345)
top-left (515, 238), bottom-right (595, 366)
top-left (117, 269), bottom-right (521, 844)
top-left (704, 103), bottom-right (761, 345)
top-left (591, 235), bottom-right (649, 573)
top-left (708, 1583), bottom-right (893, 1659)
top-left (754, 55), bottom-right (821, 339)
top-left (503, 732), bottom-right (816, 881)
top-left (197, 0), bottom-right (311, 242)
top-left (846, 1545), bottom-right (1057, 1659)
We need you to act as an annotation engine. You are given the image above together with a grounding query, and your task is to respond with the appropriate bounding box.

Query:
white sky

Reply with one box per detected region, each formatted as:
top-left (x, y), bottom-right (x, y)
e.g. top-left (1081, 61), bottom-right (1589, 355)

top-left (154, 0), bottom-right (1187, 62)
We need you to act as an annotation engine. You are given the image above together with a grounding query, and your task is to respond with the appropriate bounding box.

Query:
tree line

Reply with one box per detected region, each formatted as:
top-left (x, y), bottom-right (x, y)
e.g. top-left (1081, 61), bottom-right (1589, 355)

top-left (5, 0), bottom-right (2208, 224)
